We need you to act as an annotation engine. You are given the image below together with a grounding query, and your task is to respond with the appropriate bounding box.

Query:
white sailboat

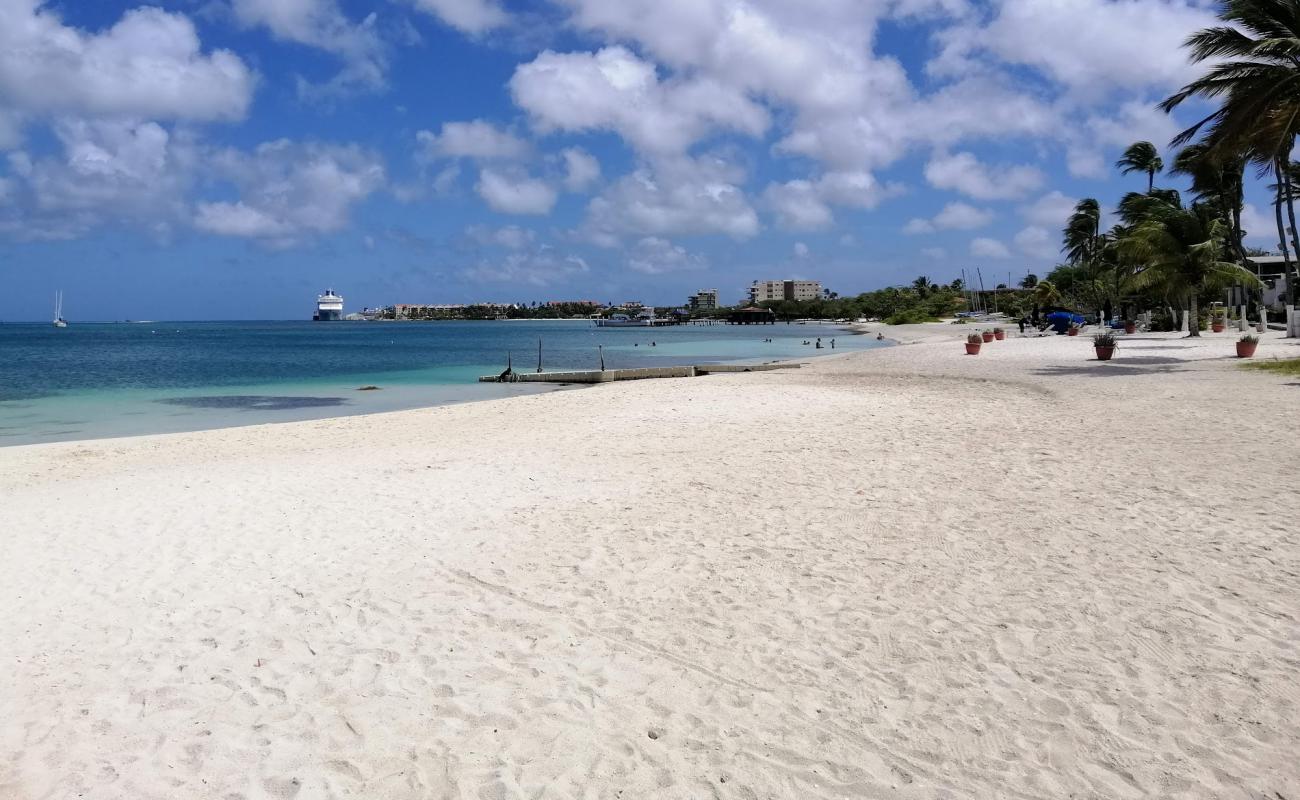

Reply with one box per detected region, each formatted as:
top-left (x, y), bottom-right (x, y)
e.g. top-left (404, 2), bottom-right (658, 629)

top-left (53, 291), bottom-right (67, 328)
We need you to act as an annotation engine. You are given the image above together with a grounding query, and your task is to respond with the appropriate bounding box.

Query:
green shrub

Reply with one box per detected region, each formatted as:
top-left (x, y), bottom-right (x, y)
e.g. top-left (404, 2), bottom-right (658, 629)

top-left (1243, 358), bottom-right (1300, 375)
top-left (885, 307), bottom-right (937, 325)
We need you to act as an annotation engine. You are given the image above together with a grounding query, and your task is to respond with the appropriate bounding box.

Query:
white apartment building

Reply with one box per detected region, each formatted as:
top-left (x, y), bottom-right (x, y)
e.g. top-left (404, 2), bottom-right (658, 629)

top-left (687, 288), bottom-right (719, 311)
top-left (747, 280), bottom-right (824, 304)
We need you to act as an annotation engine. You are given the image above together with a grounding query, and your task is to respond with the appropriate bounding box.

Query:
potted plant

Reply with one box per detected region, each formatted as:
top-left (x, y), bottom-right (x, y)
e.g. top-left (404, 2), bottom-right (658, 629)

top-left (1212, 319), bottom-right (1226, 333)
top-left (965, 333), bottom-right (983, 355)
top-left (1124, 320), bottom-right (1137, 334)
top-left (981, 330), bottom-right (995, 343)
top-left (1093, 332), bottom-right (1117, 361)
top-left (1236, 333), bottom-right (1259, 358)
top-left (993, 327), bottom-right (1006, 340)
top-left (1067, 323), bottom-right (1080, 336)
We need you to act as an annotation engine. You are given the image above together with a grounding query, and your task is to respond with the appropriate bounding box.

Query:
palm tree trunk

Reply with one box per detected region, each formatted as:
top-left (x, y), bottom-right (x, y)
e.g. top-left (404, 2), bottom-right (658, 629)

top-left (1232, 173), bottom-right (1247, 265)
top-left (1187, 292), bottom-right (1200, 337)
top-left (1220, 190), bottom-right (1246, 265)
top-left (1286, 168), bottom-right (1300, 308)
top-left (1148, 169), bottom-right (1154, 193)
top-left (1273, 158), bottom-right (1295, 309)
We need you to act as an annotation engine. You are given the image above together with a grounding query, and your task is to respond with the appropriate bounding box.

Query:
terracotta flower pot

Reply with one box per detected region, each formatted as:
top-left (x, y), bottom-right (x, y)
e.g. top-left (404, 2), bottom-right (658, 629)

top-left (1124, 323), bottom-right (1136, 334)
top-left (981, 332), bottom-right (995, 343)
top-left (1236, 341), bottom-right (1258, 358)
top-left (1212, 323), bottom-right (1225, 333)
top-left (1095, 346), bottom-right (1115, 361)
top-left (965, 342), bottom-right (981, 355)
top-left (994, 331), bottom-right (1005, 340)
top-left (1067, 328), bottom-right (1079, 336)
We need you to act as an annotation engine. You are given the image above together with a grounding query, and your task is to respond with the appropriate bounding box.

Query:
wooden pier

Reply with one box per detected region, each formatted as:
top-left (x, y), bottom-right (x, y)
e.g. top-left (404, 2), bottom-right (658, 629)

top-left (479, 362), bottom-right (799, 384)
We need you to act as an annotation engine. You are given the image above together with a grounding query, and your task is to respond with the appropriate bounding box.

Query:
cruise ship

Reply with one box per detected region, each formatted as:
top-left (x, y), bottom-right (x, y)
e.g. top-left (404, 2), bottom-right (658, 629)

top-left (314, 289), bottom-right (343, 321)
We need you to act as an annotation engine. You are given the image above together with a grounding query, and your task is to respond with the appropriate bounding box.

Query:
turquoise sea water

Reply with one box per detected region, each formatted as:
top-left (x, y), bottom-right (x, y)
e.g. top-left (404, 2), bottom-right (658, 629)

top-left (0, 320), bottom-right (883, 446)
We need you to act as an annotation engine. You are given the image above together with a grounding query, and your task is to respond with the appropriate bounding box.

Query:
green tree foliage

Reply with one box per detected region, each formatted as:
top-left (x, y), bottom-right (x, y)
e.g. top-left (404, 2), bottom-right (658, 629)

top-left (1116, 141), bottom-right (1164, 192)
top-left (1160, 0), bottom-right (1300, 302)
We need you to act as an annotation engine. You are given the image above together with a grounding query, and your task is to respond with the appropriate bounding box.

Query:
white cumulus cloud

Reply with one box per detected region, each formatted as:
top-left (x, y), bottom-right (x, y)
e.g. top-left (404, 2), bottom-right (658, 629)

top-left (626, 236), bottom-right (707, 275)
top-left (970, 236), bottom-right (1011, 258)
top-left (0, 2), bottom-right (254, 122)
top-left (1013, 225), bottom-right (1057, 259)
top-left (196, 140), bottom-right (385, 246)
top-left (510, 46), bottom-right (769, 156)
top-left (230, 0), bottom-right (386, 96)
top-left (925, 151), bottom-right (1043, 200)
top-left (561, 147), bottom-right (601, 192)
top-left (409, 0), bottom-right (509, 34)
top-left (475, 168), bottom-right (557, 215)
top-left (582, 155), bottom-right (758, 244)
top-left (904, 201), bottom-right (994, 234)
top-left (417, 120), bottom-right (531, 161)
top-left (1020, 190), bottom-right (1077, 228)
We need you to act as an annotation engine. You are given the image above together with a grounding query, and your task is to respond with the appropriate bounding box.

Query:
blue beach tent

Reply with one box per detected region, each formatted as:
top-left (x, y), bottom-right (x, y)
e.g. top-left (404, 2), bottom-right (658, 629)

top-left (1045, 310), bottom-right (1086, 333)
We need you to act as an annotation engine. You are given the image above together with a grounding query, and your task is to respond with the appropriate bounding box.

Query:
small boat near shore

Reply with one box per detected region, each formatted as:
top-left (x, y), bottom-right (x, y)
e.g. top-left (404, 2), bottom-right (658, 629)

top-left (595, 308), bottom-right (673, 327)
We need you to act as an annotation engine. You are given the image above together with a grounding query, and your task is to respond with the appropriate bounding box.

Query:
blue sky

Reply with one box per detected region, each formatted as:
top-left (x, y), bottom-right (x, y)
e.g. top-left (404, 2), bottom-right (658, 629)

top-left (0, 0), bottom-right (1281, 320)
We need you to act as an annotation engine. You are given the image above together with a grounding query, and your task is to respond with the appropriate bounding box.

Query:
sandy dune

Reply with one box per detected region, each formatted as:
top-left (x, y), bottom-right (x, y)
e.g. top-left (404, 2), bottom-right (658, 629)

top-left (2, 327), bottom-right (1298, 799)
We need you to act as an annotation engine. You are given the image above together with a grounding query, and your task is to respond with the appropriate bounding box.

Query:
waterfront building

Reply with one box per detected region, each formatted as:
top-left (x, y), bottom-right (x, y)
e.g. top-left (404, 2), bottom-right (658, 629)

top-left (747, 280), bottom-right (823, 305)
top-left (1244, 256), bottom-right (1292, 310)
top-left (687, 289), bottom-right (719, 312)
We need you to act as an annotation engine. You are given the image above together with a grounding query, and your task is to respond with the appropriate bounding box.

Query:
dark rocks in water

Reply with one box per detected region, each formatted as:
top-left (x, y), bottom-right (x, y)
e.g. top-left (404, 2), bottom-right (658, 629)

top-left (158, 395), bottom-right (349, 411)
top-left (356, 385), bottom-right (381, 391)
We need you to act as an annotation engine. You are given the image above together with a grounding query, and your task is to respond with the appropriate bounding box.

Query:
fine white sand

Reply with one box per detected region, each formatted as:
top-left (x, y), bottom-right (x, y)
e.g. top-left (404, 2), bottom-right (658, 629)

top-left (2, 325), bottom-right (1298, 799)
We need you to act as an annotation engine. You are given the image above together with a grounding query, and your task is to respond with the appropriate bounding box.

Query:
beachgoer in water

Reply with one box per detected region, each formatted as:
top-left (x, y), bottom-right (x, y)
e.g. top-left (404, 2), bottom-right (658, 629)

top-left (830, 338), bottom-right (835, 349)
top-left (876, 333), bottom-right (884, 340)
top-left (815, 337), bottom-right (822, 349)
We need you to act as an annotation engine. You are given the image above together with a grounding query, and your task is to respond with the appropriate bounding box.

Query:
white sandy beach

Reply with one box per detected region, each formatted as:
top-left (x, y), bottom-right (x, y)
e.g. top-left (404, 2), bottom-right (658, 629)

top-left (2, 325), bottom-right (1298, 799)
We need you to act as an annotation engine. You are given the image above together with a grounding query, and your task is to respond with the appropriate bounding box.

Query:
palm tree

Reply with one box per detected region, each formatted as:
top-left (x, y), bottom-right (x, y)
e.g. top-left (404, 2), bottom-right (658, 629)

top-left (1062, 199), bottom-right (1102, 265)
top-left (1116, 141), bottom-right (1164, 192)
top-left (1169, 142), bottom-right (1247, 265)
top-left (1159, 0), bottom-right (1300, 305)
top-left (1119, 192), bottom-right (1260, 336)
top-left (1032, 280), bottom-right (1062, 310)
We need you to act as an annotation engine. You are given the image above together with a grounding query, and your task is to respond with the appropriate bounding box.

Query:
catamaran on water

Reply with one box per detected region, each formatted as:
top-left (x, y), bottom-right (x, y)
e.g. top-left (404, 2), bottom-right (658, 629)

top-left (594, 308), bottom-right (669, 327)
top-left (52, 291), bottom-right (67, 328)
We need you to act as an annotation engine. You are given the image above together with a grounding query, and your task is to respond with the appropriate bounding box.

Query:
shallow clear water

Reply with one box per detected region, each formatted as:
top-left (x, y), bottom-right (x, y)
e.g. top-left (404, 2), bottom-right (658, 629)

top-left (0, 319), bottom-right (881, 446)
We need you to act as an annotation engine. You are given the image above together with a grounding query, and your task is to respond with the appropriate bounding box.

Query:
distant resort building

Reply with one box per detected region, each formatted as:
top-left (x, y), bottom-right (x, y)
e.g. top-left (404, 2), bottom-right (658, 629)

top-left (546, 300), bottom-right (602, 309)
top-left (687, 288), bottom-right (719, 312)
top-left (1244, 256), bottom-right (1291, 310)
top-left (392, 303), bottom-right (514, 319)
top-left (748, 279), bottom-right (824, 305)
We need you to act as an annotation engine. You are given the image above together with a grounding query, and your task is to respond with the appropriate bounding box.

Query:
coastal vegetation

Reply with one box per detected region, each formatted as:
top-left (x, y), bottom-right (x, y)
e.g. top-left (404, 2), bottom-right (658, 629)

top-left (702, 278), bottom-right (977, 323)
top-left (1040, 0), bottom-right (1300, 333)
top-left (1243, 356), bottom-right (1300, 375)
